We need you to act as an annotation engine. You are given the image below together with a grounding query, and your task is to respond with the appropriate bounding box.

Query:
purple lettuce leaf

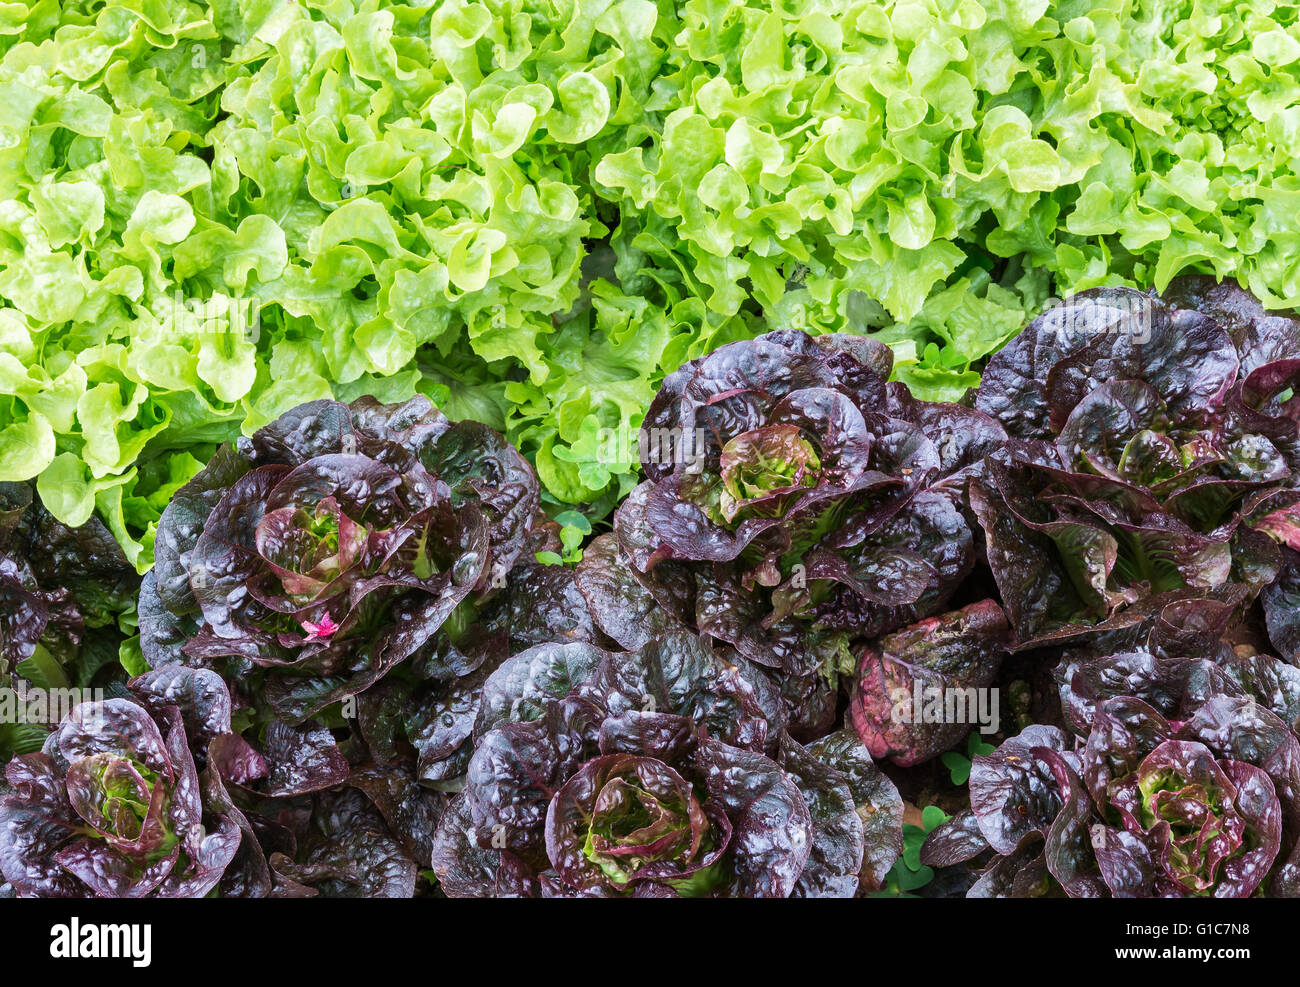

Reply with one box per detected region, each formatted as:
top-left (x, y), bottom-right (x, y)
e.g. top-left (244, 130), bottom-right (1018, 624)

top-left (850, 600), bottom-right (1008, 766)
top-left (265, 787), bottom-right (417, 898)
top-left (777, 733), bottom-right (866, 898)
top-left (806, 729), bottom-right (904, 892)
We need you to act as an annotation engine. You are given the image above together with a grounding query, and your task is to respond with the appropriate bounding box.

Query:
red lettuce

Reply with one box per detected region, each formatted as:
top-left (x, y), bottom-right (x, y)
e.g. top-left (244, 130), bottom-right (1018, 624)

top-left (0, 667), bottom-right (251, 897)
top-left (973, 282), bottom-right (1300, 648)
top-left (140, 396), bottom-right (539, 724)
top-left (430, 630), bottom-right (902, 897)
top-left (598, 330), bottom-right (1004, 737)
top-left (925, 599), bottom-right (1299, 897)
top-left (0, 482), bottom-right (135, 710)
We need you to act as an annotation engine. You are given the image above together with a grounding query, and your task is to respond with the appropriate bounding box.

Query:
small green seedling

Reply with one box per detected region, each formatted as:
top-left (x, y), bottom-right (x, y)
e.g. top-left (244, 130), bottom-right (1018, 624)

top-left (940, 732), bottom-right (996, 786)
top-left (536, 510), bottom-right (593, 565)
top-left (876, 805), bottom-right (950, 896)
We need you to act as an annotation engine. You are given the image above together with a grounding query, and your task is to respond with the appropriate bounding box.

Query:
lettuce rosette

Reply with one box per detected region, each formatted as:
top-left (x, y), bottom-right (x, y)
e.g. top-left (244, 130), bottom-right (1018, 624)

top-left (138, 396), bottom-right (539, 724)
